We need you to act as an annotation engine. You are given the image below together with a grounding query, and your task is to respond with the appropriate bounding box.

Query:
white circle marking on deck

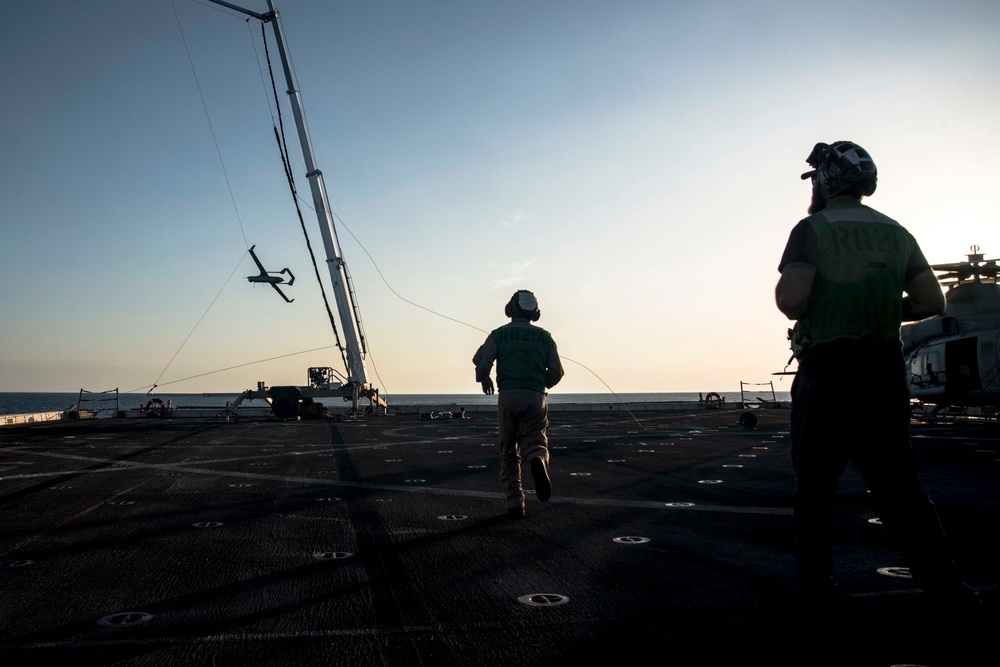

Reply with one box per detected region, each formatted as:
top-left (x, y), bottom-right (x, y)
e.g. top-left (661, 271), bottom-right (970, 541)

top-left (876, 566), bottom-right (912, 579)
top-left (97, 612), bottom-right (153, 627)
top-left (518, 593), bottom-right (570, 607)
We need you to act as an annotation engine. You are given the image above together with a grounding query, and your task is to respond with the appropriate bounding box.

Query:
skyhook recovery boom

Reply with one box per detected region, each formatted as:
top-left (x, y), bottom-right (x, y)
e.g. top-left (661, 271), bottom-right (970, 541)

top-left (207, 0), bottom-right (382, 416)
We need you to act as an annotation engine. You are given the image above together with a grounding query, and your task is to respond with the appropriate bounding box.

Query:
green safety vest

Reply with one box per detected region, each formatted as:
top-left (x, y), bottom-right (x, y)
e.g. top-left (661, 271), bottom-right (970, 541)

top-left (491, 323), bottom-right (554, 392)
top-left (793, 202), bottom-right (916, 354)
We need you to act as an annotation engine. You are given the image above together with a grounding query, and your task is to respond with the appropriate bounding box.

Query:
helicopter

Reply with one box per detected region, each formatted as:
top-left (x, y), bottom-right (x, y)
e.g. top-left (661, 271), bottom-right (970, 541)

top-left (902, 245), bottom-right (1000, 415)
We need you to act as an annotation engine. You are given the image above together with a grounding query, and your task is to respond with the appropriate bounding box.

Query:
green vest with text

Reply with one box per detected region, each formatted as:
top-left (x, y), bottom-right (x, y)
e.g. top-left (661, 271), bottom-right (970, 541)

top-left (491, 323), bottom-right (553, 392)
top-left (793, 202), bottom-right (916, 355)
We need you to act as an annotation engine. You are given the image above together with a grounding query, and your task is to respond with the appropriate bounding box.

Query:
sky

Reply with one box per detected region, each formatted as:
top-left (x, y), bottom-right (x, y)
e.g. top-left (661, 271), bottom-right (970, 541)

top-left (2, 0), bottom-right (999, 397)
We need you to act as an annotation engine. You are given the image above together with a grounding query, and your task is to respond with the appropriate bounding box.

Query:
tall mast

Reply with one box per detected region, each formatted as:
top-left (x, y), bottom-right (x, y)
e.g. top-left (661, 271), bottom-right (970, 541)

top-left (207, 0), bottom-right (369, 385)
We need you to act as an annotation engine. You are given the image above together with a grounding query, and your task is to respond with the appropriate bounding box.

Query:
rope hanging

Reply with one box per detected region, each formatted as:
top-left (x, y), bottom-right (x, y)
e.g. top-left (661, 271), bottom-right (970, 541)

top-left (261, 22), bottom-right (350, 382)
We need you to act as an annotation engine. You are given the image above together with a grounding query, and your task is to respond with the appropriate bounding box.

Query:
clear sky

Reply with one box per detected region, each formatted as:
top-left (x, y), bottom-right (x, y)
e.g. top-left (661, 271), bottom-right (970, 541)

top-left (2, 0), bottom-right (999, 397)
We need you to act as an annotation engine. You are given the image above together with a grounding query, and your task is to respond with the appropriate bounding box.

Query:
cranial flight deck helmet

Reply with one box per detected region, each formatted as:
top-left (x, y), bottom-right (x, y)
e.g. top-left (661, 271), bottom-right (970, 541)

top-left (800, 140), bottom-right (878, 198)
top-left (505, 290), bottom-right (541, 321)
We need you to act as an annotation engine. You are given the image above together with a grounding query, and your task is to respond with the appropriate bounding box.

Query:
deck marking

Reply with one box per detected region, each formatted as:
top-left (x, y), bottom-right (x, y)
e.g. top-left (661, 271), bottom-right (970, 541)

top-left (877, 566), bottom-right (912, 579)
top-left (97, 612), bottom-right (153, 627)
top-left (517, 593), bottom-right (569, 607)
top-left (0, 447), bottom-right (792, 515)
top-left (0, 626), bottom-right (460, 649)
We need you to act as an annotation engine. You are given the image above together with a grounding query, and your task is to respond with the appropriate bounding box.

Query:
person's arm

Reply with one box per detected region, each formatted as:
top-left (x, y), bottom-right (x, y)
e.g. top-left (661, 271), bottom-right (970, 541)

top-left (902, 268), bottom-right (945, 321)
top-left (545, 340), bottom-right (564, 389)
top-left (473, 335), bottom-right (497, 395)
top-left (775, 263), bottom-right (816, 320)
top-left (775, 220), bottom-right (816, 320)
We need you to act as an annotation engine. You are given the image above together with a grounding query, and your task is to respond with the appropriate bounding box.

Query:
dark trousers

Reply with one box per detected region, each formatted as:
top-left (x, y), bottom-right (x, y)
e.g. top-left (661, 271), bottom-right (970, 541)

top-left (497, 388), bottom-right (549, 510)
top-left (790, 346), bottom-right (967, 597)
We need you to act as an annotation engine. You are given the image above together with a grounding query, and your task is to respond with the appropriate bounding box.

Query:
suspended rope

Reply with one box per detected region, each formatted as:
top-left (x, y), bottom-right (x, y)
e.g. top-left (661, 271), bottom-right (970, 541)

top-left (261, 21), bottom-right (351, 381)
top-left (149, 3), bottom-right (261, 395)
top-left (145, 250), bottom-right (253, 394)
top-left (327, 207), bottom-right (647, 428)
top-left (142, 4), bottom-right (353, 397)
top-left (170, 0), bottom-right (250, 249)
top-left (129, 344), bottom-right (340, 395)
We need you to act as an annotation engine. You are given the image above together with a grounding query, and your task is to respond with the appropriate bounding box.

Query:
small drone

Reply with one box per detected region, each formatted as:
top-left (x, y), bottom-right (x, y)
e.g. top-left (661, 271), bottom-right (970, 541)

top-left (246, 245), bottom-right (295, 303)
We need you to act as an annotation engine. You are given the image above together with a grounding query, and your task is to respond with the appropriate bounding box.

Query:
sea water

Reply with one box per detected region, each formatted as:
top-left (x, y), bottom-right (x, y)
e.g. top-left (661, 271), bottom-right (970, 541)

top-left (0, 389), bottom-right (790, 416)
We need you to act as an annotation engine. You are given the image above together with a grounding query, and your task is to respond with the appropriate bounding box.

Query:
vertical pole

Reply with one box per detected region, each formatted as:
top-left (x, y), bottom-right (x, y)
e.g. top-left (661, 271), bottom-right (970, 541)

top-left (202, 0), bottom-right (371, 387)
top-left (264, 1), bottom-right (369, 385)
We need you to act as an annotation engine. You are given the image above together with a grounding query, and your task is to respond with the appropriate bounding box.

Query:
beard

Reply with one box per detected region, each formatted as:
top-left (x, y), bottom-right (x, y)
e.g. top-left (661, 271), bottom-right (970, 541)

top-left (808, 187), bottom-right (826, 214)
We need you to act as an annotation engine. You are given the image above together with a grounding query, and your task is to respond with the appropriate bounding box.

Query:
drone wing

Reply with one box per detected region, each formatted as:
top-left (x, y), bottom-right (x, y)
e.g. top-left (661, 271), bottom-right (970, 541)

top-left (269, 281), bottom-right (294, 303)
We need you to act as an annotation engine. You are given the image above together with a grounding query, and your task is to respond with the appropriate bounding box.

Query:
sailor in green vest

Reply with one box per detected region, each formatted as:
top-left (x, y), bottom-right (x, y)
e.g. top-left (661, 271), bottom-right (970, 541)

top-left (473, 290), bottom-right (564, 518)
top-left (776, 141), bottom-right (980, 614)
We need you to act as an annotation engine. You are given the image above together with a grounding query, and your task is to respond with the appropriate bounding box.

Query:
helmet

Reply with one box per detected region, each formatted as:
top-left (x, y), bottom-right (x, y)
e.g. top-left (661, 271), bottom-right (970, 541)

top-left (800, 141), bottom-right (877, 198)
top-left (504, 290), bottom-right (540, 321)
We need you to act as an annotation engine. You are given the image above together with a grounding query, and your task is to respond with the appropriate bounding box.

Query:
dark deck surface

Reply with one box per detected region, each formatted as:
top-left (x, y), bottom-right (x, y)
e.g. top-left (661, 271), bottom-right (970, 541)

top-left (0, 409), bottom-right (996, 666)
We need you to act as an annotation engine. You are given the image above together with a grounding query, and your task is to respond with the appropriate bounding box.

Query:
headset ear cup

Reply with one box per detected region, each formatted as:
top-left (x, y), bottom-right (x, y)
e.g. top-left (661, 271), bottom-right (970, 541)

top-left (531, 309), bottom-right (540, 322)
top-left (504, 302), bottom-right (513, 318)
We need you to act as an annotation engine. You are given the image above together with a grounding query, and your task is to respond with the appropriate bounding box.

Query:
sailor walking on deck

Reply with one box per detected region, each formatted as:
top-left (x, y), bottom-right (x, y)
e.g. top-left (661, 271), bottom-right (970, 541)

top-left (473, 290), bottom-right (564, 518)
top-left (775, 141), bottom-right (980, 612)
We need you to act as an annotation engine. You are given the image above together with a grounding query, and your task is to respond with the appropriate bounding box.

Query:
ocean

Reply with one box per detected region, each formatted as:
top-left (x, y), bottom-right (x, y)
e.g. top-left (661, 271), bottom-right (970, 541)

top-left (0, 389), bottom-right (790, 415)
